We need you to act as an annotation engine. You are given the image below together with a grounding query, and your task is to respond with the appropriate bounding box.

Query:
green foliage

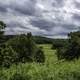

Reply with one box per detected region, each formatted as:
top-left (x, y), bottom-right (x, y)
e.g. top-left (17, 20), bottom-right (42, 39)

top-left (0, 33), bottom-right (45, 67)
top-left (34, 47), bottom-right (45, 63)
top-left (0, 35), bottom-right (53, 45)
top-left (56, 48), bottom-right (67, 60)
top-left (33, 36), bottom-right (53, 44)
top-left (6, 33), bottom-right (37, 62)
top-left (51, 39), bottom-right (69, 60)
top-left (52, 39), bottom-right (68, 49)
top-left (0, 45), bottom-right (17, 68)
top-left (55, 31), bottom-right (80, 60)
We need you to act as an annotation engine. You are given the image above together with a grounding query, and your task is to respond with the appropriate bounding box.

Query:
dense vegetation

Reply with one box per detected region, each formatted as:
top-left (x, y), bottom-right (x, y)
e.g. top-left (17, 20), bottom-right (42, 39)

top-left (53, 31), bottom-right (80, 60)
top-left (0, 34), bottom-right (45, 67)
top-left (0, 35), bottom-right (53, 44)
top-left (1, 44), bottom-right (80, 80)
top-left (65, 31), bottom-right (80, 60)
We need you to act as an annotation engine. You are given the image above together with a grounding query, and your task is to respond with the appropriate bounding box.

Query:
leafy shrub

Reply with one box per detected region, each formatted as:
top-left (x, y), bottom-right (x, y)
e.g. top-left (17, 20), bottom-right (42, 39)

top-left (0, 33), bottom-right (45, 67)
top-left (63, 31), bottom-right (80, 60)
top-left (5, 33), bottom-right (37, 63)
top-left (56, 48), bottom-right (67, 60)
top-left (0, 46), bottom-right (17, 68)
top-left (34, 47), bottom-right (45, 63)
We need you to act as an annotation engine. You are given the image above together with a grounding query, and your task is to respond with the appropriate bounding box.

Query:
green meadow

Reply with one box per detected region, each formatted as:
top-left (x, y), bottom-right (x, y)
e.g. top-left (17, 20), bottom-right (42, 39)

top-left (1, 44), bottom-right (80, 80)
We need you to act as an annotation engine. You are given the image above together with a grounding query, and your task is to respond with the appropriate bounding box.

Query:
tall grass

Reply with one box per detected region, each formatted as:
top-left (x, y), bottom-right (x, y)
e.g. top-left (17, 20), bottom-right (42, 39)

top-left (1, 44), bottom-right (80, 80)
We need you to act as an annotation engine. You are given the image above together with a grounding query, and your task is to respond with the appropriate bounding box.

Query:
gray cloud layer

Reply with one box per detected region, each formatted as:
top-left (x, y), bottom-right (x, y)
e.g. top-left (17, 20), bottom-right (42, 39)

top-left (0, 0), bottom-right (80, 38)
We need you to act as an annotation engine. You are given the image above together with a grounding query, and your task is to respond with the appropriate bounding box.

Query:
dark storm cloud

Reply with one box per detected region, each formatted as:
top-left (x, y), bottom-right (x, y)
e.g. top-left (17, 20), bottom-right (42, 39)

top-left (52, 0), bottom-right (64, 8)
top-left (0, 0), bottom-right (37, 16)
top-left (73, 13), bottom-right (80, 21)
top-left (62, 24), bottom-right (76, 30)
top-left (30, 18), bottom-right (56, 31)
top-left (30, 18), bottom-right (76, 32)
top-left (75, 1), bottom-right (80, 9)
top-left (0, 4), bottom-right (8, 12)
top-left (7, 21), bottom-right (30, 30)
top-left (9, 0), bottom-right (37, 16)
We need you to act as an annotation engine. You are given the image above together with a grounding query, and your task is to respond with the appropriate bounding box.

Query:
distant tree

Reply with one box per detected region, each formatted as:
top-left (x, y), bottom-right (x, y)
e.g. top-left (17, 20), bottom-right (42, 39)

top-left (51, 39), bottom-right (68, 49)
top-left (33, 36), bottom-right (53, 44)
top-left (0, 21), bottom-right (6, 44)
top-left (0, 21), bottom-right (6, 29)
top-left (0, 21), bottom-right (6, 35)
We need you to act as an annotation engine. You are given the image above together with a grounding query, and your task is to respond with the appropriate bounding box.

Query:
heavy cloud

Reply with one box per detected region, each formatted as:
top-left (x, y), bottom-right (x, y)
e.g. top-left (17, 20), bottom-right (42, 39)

top-left (0, 0), bottom-right (80, 38)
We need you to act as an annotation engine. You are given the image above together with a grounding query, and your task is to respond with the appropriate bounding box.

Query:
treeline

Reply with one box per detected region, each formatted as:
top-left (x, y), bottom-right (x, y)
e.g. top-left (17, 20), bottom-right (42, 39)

top-left (33, 36), bottom-right (53, 44)
top-left (0, 35), bottom-right (53, 44)
top-left (51, 39), bottom-right (68, 49)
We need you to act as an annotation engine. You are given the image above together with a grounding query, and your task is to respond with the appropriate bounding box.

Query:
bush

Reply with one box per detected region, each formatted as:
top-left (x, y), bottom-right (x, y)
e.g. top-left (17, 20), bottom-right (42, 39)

top-left (34, 47), bottom-right (45, 63)
top-left (56, 48), bottom-right (67, 60)
top-left (6, 33), bottom-right (37, 62)
top-left (63, 31), bottom-right (80, 60)
top-left (0, 46), bottom-right (17, 68)
top-left (0, 33), bottom-right (45, 67)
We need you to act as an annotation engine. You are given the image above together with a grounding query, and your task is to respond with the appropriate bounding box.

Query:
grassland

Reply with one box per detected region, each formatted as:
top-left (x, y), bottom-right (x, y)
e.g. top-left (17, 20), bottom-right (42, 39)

top-left (1, 44), bottom-right (80, 80)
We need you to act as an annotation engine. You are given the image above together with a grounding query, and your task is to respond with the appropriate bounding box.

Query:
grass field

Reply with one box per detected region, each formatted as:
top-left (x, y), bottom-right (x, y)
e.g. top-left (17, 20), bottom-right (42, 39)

top-left (1, 44), bottom-right (80, 80)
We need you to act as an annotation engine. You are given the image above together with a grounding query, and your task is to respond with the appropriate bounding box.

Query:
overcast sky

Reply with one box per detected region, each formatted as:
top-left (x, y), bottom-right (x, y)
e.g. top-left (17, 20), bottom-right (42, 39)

top-left (0, 0), bottom-right (80, 38)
